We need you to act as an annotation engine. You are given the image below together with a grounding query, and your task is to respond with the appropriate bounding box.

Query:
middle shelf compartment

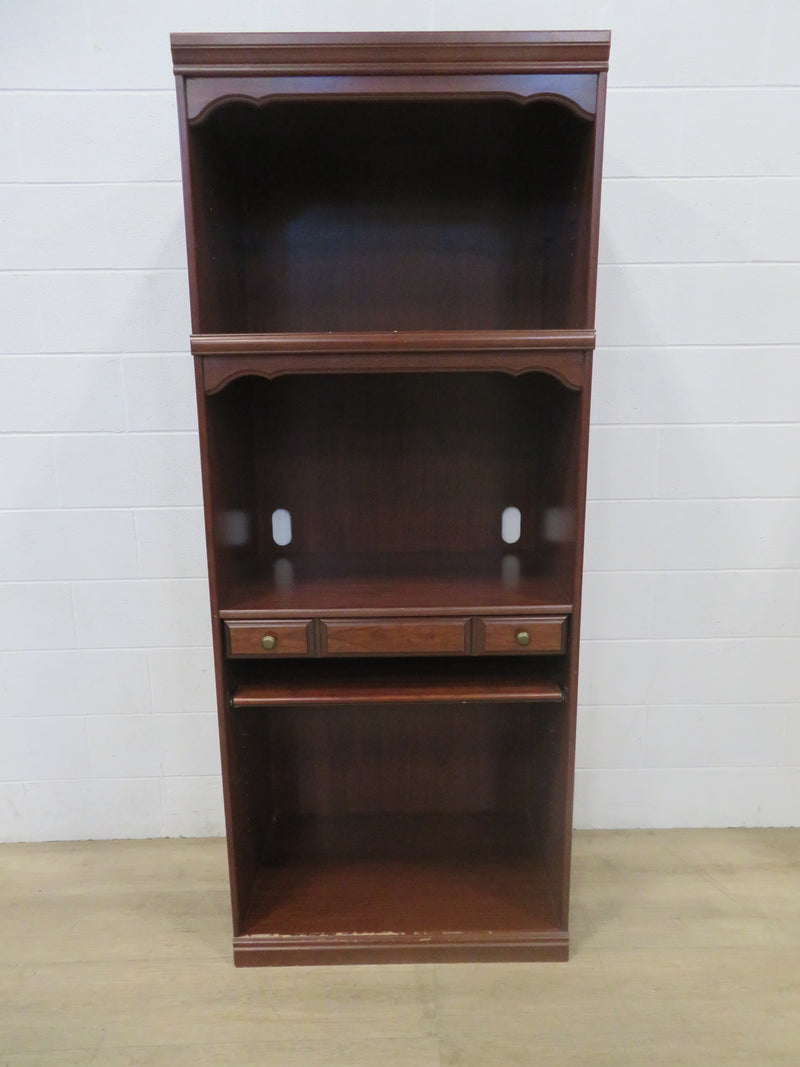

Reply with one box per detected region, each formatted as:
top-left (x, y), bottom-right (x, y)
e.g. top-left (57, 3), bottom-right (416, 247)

top-left (204, 368), bottom-right (584, 618)
top-left (219, 549), bottom-right (574, 618)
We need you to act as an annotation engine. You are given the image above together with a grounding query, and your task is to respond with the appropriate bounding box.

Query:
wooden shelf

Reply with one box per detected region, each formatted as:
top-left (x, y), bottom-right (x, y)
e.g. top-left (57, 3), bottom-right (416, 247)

top-left (235, 812), bottom-right (565, 965)
top-left (231, 659), bottom-right (564, 706)
top-left (192, 329), bottom-right (596, 354)
top-left (221, 551), bottom-right (574, 618)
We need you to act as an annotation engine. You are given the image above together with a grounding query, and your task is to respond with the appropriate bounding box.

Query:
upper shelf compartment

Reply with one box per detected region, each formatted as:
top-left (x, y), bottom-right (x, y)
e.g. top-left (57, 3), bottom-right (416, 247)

top-left (173, 32), bottom-right (609, 337)
top-left (185, 99), bottom-right (593, 335)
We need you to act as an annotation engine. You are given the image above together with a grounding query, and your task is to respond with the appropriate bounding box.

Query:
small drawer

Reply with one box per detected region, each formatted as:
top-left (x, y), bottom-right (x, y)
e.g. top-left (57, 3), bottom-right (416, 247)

top-left (476, 615), bottom-right (567, 655)
top-left (224, 620), bottom-right (312, 657)
top-left (321, 617), bottom-right (470, 656)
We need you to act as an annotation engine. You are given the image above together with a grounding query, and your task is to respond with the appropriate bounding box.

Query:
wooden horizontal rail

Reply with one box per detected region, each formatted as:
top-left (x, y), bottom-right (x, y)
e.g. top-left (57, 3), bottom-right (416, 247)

top-left (231, 666), bottom-right (564, 706)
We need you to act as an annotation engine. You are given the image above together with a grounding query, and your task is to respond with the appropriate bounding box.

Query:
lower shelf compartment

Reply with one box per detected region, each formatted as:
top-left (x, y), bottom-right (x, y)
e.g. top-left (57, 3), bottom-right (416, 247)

top-left (235, 812), bottom-right (567, 965)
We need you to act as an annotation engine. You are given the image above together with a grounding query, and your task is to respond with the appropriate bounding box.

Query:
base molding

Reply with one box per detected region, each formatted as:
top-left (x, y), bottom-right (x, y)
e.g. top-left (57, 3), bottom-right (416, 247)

top-left (233, 930), bottom-right (569, 966)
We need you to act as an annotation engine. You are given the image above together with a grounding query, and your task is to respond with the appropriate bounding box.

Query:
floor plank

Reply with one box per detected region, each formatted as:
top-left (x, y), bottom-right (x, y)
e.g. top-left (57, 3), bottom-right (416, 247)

top-left (1, 831), bottom-right (798, 1065)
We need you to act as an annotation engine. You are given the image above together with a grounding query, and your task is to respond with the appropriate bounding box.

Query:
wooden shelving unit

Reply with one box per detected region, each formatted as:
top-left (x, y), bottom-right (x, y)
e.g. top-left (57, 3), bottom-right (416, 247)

top-left (172, 30), bottom-right (609, 965)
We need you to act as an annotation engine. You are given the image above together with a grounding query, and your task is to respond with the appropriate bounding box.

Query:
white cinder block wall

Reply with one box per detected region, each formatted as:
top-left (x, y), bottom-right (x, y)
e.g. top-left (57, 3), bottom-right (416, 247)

top-left (1, 1), bottom-right (798, 840)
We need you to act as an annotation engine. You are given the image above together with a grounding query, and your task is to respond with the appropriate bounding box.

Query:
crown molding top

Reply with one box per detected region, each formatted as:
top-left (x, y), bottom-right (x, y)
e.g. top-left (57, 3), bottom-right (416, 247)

top-left (171, 31), bottom-right (611, 76)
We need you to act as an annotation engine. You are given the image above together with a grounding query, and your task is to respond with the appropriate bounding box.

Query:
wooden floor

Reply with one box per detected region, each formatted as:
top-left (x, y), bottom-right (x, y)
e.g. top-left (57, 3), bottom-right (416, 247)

top-left (1, 830), bottom-right (798, 1064)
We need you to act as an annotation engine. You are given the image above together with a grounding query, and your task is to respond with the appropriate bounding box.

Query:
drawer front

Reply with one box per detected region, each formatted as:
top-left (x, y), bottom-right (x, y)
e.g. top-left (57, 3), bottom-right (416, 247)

top-left (321, 617), bottom-right (470, 656)
top-left (477, 615), bottom-right (567, 655)
top-left (225, 620), bottom-right (312, 657)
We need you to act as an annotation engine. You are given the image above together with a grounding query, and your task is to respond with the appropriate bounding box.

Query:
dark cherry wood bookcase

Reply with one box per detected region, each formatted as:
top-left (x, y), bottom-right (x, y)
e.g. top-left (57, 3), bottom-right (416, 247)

top-left (171, 31), bottom-right (609, 965)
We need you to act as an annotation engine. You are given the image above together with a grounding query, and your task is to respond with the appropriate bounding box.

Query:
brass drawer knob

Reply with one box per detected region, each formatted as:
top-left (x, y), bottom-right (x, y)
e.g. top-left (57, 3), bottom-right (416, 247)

top-left (261, 634), bottom-right (277, 651)
top-left (515, 630), bottom-right (531, 647)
